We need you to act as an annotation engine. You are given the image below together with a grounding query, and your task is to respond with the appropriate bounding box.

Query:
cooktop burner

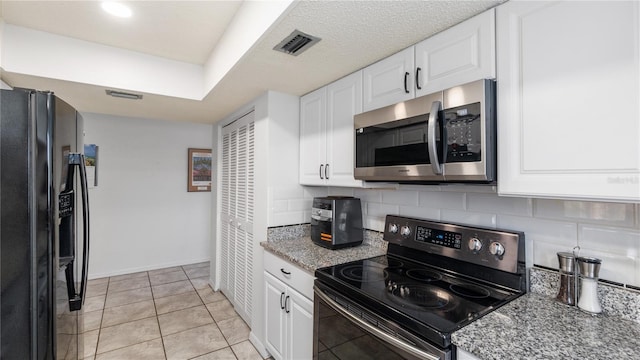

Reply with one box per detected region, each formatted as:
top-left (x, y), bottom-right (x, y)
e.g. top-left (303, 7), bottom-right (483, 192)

top-left (386, 258), bottom-right (404, 269)
top-left (406, 268), bottom-right (443, 282)
top-left (449, 283), bottom-right (491, 299)
top-left (388, 284), bottom-right (453, 310)
top-left (339, 263), bottom-right (388, 282)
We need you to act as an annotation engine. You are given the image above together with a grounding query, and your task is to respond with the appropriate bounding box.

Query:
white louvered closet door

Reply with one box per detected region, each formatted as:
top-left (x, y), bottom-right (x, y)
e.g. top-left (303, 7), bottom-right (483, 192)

top-left (220, 111), bottom-right (255, 325)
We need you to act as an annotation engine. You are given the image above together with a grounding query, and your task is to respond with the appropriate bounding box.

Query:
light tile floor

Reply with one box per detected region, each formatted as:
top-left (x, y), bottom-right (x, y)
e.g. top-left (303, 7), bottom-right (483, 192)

top-left (80, 262), bottom-right (265, 360)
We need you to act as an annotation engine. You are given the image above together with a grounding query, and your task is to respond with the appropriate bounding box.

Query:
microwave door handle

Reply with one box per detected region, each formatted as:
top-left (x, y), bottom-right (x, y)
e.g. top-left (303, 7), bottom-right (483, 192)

top-left (427, 101), bottom-right (443, 175)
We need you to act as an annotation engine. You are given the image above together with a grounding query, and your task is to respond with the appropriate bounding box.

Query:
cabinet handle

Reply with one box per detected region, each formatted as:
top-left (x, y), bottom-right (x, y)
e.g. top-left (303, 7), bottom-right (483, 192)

top-left (404, 72), bottom-right (410, 93)
top-left (416, 67), bottom-right (422, 90)
top-left (280, 292), bottom-right (285, 309)
top-left (325, 163), bottom-right (329, 180)
top-left (285, 295), bottom-right (290, 313)
top-left (319, 164), bottom-right (324, 179)
top-left (280, 268), bottom-right (291, 276)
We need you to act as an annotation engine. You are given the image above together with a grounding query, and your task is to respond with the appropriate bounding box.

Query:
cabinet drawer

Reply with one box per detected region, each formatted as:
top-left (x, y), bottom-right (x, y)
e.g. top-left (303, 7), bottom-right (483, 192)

top-left (264, 251), bottom-right (314, 300)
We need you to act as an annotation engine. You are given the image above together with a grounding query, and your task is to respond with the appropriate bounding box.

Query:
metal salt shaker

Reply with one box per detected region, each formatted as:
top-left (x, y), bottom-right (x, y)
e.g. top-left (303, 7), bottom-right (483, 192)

top-left (576, 256), bottom-right (603, 314)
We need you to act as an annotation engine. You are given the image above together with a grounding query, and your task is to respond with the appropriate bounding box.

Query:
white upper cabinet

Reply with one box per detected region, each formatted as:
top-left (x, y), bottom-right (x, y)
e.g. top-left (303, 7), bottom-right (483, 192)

top-left (326, 71), bottom-right (364, 186)
top-left (496, 1), bottom-right (640, 202)
top-left (300, 71), bottom-right (364, 187)
top-left (299, 87), bottom-right (327, 186)
top-left (415, 9), bottom-right (495, 96)
top-left (363, 47), bottom-right (415, 112)
top-left (362, 9), bottom-right (496, 113)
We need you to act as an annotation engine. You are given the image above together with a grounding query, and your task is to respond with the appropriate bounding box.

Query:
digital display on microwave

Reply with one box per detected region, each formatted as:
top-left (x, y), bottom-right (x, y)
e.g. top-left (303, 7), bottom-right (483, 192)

top-left (415, 226), bottom-right (462, 249)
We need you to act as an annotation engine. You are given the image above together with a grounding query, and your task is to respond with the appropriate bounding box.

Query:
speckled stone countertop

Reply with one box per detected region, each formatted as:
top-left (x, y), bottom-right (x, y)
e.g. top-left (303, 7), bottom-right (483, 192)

top-left (261, 236), bottom-right (387, 273)
top-left (452, 292), bottom-right (640, 359)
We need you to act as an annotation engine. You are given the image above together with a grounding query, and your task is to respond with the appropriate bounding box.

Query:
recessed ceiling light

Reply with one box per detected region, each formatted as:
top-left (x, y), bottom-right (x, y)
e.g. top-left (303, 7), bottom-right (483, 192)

top-left (101, 2), bottom-right (132, 18)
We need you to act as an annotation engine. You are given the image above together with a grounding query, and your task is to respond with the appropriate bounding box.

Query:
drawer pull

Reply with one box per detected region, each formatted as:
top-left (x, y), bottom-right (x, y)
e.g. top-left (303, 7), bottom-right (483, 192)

top-left (281, 268), bottom-right (291, 276)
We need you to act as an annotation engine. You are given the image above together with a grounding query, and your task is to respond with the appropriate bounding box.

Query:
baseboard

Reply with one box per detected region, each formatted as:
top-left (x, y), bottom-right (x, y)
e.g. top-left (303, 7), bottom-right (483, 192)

top-left (249, 331), bottom-right (270, 359)
top-left (88, 257), bottom-right (210, 280)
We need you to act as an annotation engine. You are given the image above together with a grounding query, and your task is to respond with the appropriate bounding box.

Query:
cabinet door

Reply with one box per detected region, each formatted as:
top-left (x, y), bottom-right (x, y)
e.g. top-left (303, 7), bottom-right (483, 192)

top-left (415, 8), bottom-right (495, 96)
top-left (264, 272), bottom-right (287, 360)
top-left (286, 288), bottom-right (314, 360)
top-left (326, 71), bottom-right (364, 187)
top-left (221, 112), bottom-right (256, 325)
top-left (363, 47), bottom-right (415, 112)
top-left (299, 87), bottom-right (327, 185)
top-left (497, 1), bottom-right (640, 202)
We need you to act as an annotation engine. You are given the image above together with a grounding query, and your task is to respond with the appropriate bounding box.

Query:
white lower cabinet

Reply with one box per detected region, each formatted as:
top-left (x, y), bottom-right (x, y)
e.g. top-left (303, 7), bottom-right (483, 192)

top-left (264, 252), bottom-right (314, 360)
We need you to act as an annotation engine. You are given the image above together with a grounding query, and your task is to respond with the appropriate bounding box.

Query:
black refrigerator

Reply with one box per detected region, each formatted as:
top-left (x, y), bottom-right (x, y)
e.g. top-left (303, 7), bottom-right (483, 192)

top-left (1, 89), bottom-right (90, 359)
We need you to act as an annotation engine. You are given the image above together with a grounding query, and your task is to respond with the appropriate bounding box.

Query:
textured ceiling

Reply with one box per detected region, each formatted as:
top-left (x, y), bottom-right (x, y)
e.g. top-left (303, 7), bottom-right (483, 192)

top-left (0, 0), bottom-right (504, 124)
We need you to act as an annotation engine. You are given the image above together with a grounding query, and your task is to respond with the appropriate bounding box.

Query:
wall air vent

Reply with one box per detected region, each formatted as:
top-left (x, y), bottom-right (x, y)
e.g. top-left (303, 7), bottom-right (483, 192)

top-left (105, 90), bottom-right (143, 100)
top-left (273, 30), bottom-right (321, 56)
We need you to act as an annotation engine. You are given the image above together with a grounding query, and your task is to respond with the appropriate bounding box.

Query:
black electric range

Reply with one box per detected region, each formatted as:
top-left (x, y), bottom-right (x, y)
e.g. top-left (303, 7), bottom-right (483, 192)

top-left (313, 215), bottom-right (527, 360)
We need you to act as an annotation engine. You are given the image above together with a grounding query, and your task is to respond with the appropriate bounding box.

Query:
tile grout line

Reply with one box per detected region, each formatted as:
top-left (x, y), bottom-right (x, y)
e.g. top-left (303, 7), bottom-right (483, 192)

top-left (90, 276), bottom-right (109, 358)
top-left (151, 269), bottom-right (170, 360)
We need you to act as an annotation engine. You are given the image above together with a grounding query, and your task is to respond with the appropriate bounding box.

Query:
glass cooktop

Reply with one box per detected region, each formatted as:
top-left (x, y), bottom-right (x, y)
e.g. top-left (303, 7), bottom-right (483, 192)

top-left (315, 254), bottom-right (520, 337)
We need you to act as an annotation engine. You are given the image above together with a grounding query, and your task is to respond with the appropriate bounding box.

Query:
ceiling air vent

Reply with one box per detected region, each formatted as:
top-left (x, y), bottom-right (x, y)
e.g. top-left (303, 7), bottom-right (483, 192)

top-left (273, 30), bottom-right (321, 56)
top-left (105, 90), bottom-right (143, 100)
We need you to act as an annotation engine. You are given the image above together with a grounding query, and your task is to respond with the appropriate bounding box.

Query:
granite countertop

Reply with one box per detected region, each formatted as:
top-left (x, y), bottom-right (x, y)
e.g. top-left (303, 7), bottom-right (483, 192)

top-left (261, 236), bottom-right (387, 273)
top-left (452, 292), bottom-right (640, 359)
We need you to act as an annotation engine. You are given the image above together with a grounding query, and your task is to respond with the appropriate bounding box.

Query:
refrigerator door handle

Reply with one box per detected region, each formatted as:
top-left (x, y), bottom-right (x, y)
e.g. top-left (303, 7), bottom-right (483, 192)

top-left (61, 153), bottom-right (90, 312)
top-left (77, 153), bottom-right (90, 310)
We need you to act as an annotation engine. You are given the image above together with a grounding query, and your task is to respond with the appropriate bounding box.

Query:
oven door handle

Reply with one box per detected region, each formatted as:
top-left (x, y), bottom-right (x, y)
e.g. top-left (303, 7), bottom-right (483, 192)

top-left (314, 286), bottom-right (441, 360)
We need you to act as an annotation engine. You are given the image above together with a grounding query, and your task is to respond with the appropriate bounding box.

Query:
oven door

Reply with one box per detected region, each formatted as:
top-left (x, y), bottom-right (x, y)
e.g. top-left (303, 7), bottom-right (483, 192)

top-left (313, 285), bottom-right (451, 360)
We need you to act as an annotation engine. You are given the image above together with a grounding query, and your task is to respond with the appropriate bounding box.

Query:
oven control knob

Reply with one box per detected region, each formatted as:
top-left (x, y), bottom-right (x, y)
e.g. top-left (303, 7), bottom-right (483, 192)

top-left (489, 242), bottom-right (505, 257)
top-left (389, 223), bottom-right (399, 234)
top-left (400, 226), bottom-right (411, 237)
top-left (468, 238), bottom-right (482, 252)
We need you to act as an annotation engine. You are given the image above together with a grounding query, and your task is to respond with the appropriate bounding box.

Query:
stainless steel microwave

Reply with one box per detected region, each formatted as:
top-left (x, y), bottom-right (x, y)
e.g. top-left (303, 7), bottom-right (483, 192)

top-left (354, 79), bottom-right (496, 183)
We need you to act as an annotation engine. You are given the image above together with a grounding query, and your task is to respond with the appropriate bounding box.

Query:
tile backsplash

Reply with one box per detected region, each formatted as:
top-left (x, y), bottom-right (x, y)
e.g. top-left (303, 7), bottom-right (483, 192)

top-left (270, 184), bottom-right (639, 287)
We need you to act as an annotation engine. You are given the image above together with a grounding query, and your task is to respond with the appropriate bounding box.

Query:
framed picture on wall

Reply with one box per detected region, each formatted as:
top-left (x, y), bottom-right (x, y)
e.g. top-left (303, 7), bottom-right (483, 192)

top-left (188, 148), bottom-right (212, 192)
top-left (84, 144), bottom-right (98, 188)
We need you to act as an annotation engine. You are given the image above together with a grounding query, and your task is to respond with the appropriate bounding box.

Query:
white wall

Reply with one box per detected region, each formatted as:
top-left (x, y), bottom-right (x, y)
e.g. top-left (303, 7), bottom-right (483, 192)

top-left (281, 185), bottom-right (640, 287)
top-left (83, 112), bottom-right (213, 278)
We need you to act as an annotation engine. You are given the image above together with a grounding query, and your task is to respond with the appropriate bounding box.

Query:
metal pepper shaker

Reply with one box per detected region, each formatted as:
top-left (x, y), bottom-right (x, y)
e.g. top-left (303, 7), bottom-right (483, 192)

top-left (556, 252), bottom-right (576, 306)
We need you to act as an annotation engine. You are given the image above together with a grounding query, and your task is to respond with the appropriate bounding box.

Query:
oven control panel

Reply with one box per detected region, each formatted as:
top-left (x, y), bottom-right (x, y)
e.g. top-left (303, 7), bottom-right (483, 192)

top-left (384, 215), bottom-right (524, 274)
top-left (415, 226), bottom-right (462, 249)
